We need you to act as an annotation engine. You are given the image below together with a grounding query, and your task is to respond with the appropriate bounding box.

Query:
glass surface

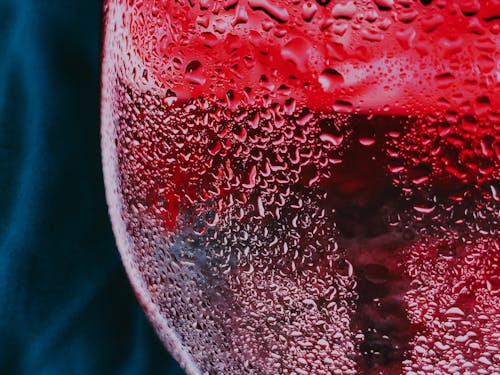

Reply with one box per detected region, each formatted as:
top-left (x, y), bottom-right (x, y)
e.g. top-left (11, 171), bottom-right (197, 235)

top-left (101, 1), bottom-right (499, 373)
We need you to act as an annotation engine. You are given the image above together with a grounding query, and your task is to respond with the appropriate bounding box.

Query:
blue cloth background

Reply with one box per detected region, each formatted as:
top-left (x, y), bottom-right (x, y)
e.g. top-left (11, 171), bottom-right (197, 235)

top-left (0, 1), bottom-right (184, 374)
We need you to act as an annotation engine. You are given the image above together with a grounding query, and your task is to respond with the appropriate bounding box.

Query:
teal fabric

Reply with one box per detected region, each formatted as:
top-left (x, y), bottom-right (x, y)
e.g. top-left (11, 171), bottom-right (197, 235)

top-left (0, 1), bottom-right (183, 374)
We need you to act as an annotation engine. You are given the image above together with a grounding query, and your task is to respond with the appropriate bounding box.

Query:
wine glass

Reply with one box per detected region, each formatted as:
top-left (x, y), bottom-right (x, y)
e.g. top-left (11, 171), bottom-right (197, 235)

top-left (101, 0), bottom-right (499, 373)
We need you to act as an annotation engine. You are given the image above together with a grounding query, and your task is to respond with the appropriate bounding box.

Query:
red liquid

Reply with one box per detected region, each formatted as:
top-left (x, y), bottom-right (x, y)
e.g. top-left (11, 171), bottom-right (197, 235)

top-left (102, 1), bottom-right (499, 373)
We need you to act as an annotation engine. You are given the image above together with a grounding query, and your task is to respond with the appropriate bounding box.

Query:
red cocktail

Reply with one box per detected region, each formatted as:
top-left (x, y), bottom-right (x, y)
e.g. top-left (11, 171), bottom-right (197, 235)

top-left (101, 1), bottom-right (499, 373)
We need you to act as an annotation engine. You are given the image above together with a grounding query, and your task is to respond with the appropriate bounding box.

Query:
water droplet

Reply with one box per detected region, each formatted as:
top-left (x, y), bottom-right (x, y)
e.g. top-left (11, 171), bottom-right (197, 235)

top-left (333, 100), bottom-right (353, 113)
top-left (281, 38), bottom-right (312, 72)
top-left (319, 69), bottom-right (344, 91)
top-left (248, 0), bottom-right (289, 23)
top-left (331, 2), bottom-right (356, 19)
top-left (185, 60), bottom-right (206, 85)
top-left (320, 132), bottom-right (344, 146)
top-left (301, 2), bottom-right (318, 22)
top-left (445, 306), bottom-right (465, 320)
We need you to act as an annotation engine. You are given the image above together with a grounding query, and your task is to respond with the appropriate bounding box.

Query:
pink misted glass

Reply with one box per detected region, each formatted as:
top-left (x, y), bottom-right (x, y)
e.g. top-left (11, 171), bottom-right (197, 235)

top-left (101, 0), bottom-right (500, 374)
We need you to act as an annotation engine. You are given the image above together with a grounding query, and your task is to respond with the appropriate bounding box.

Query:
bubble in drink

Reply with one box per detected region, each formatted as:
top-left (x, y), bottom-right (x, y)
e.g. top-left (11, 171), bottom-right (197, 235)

top-left (101, 0), bottom-right (499, 374)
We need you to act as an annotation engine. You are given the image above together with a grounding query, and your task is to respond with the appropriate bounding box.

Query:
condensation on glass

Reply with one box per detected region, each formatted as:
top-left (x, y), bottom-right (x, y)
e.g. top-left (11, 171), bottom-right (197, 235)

top-left (102, 0), bottom-right (500, 374)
